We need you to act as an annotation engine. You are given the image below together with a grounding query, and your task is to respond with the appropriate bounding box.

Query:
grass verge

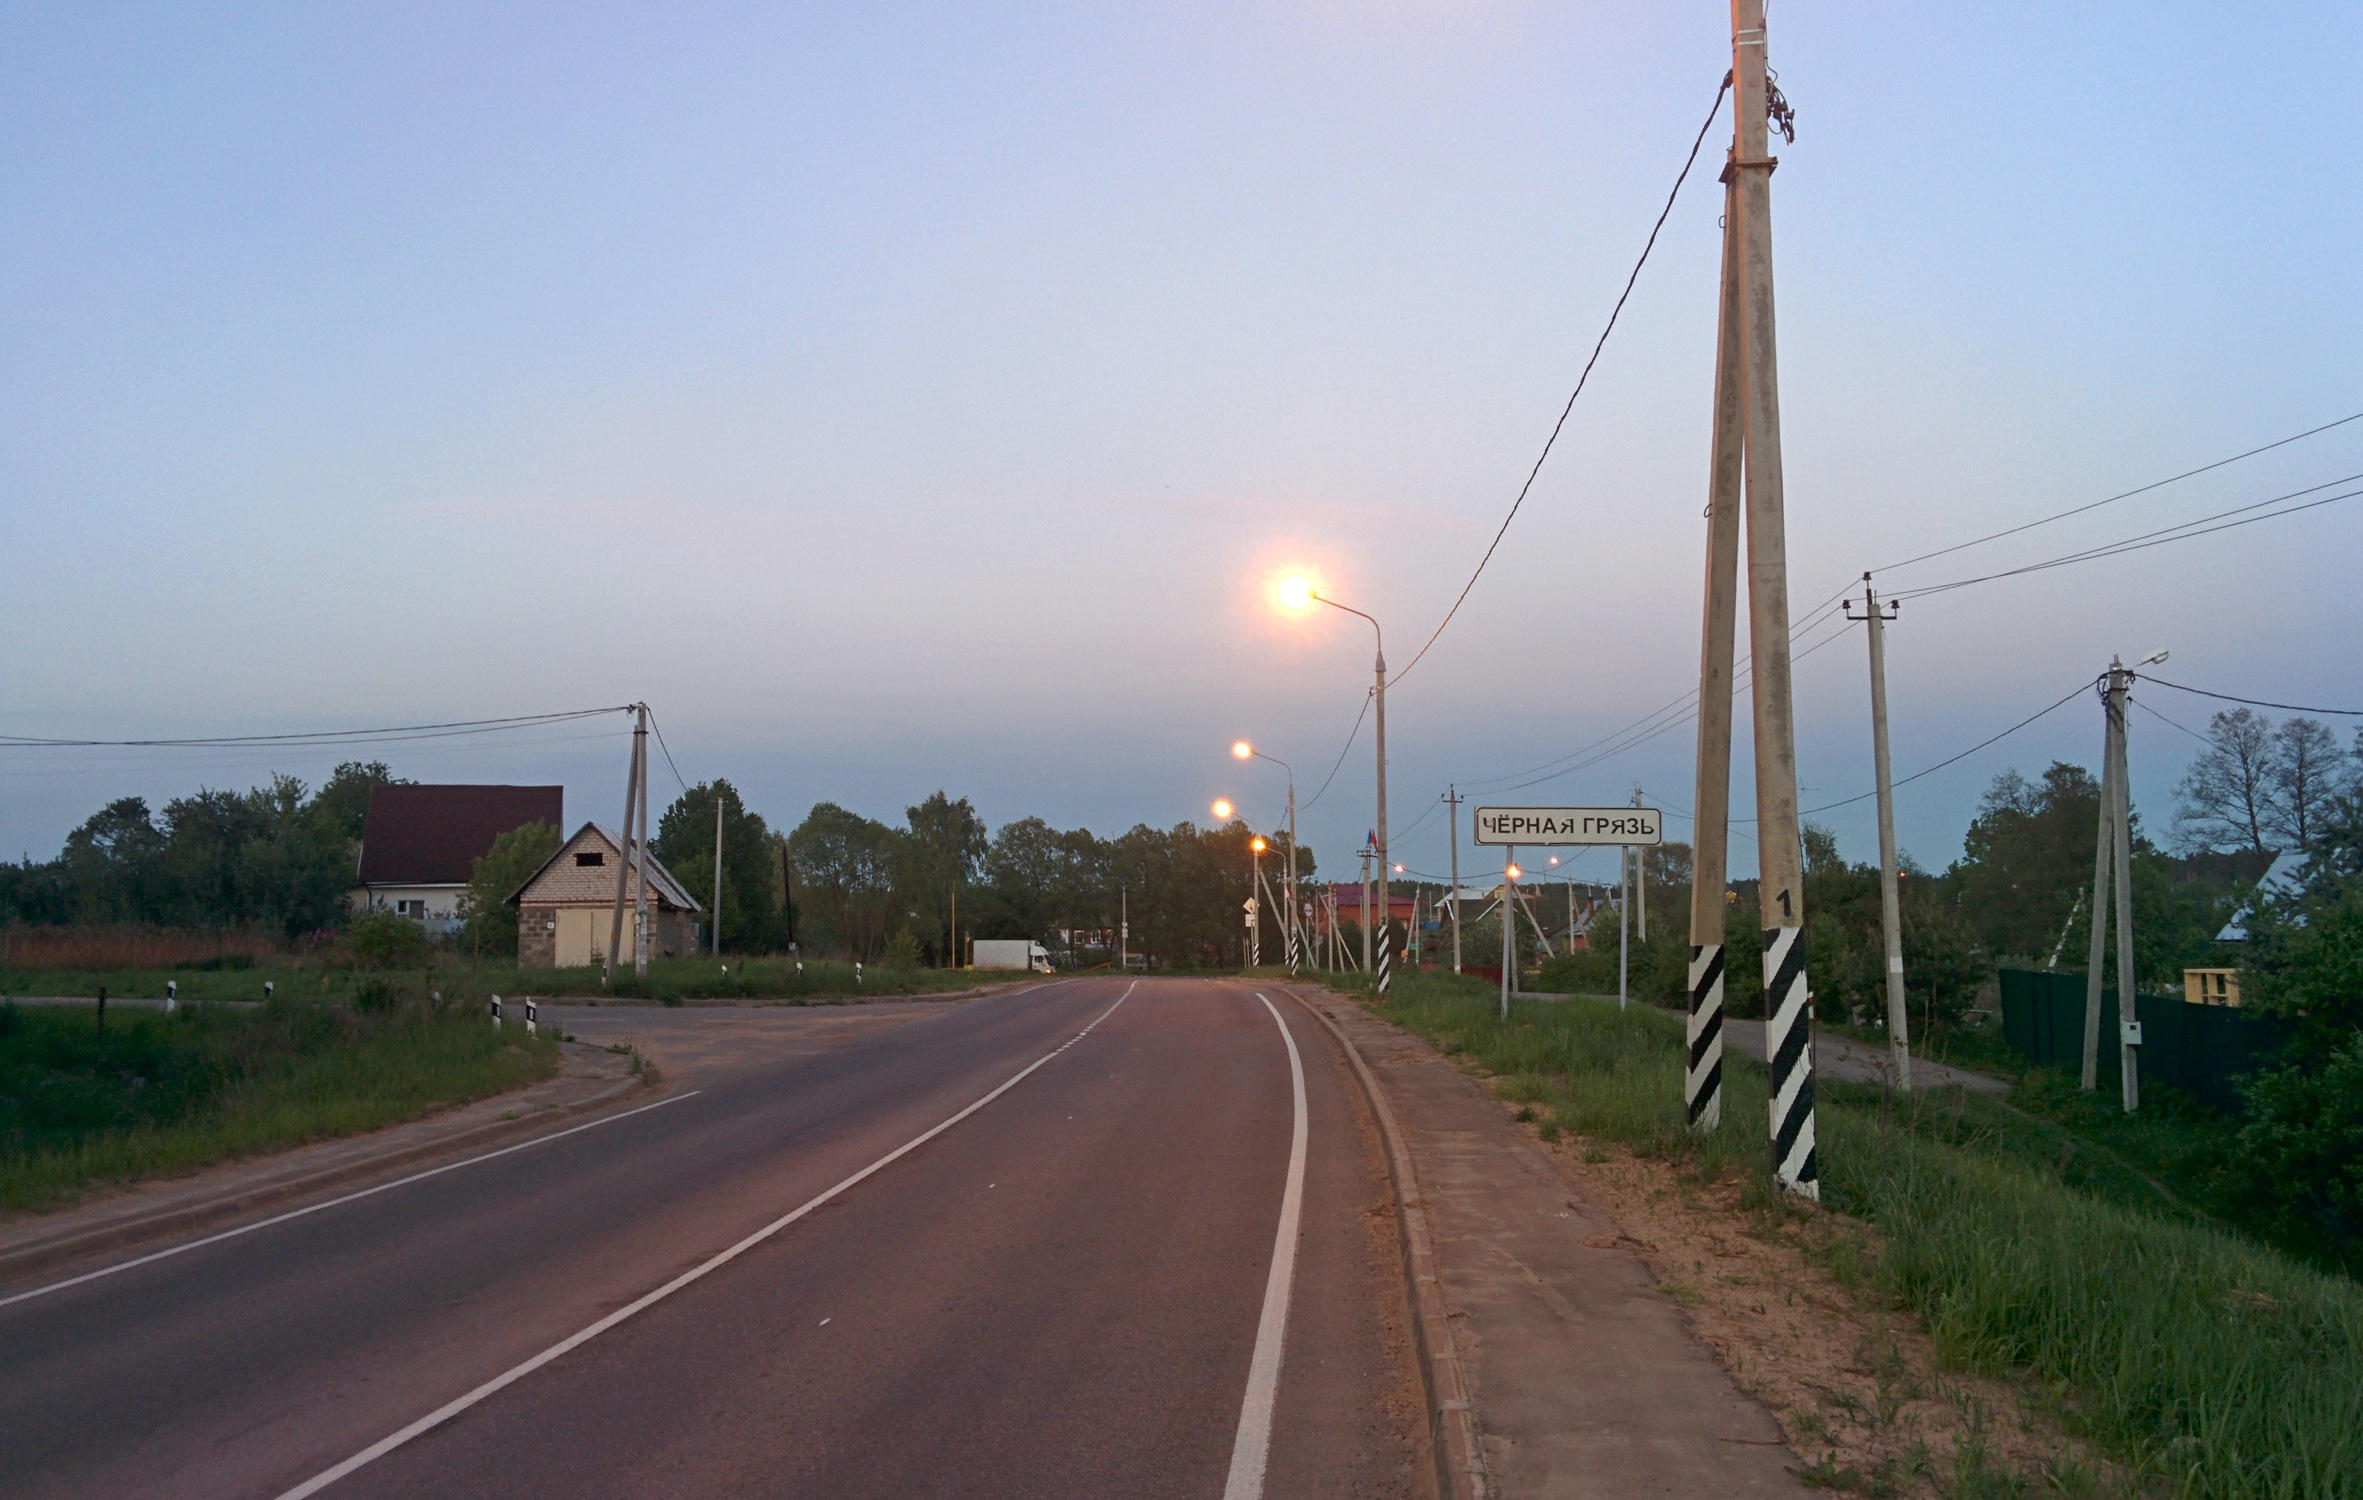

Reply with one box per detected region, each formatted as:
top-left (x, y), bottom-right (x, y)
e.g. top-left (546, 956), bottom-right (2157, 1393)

top-left (1349, 970), bottom-right (2363, 1499)
top-left (0, 997), bottom-right (559, 1213)
top-left (0, 956), bottom-right (1025, 1008)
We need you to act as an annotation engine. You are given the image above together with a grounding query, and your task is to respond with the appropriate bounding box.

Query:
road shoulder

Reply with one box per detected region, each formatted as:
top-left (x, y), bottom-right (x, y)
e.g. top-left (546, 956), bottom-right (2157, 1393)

top-left (1298, 989), bottom-right (1808, 1498)
top-left (0, 1039), bottom-right (650, 1287)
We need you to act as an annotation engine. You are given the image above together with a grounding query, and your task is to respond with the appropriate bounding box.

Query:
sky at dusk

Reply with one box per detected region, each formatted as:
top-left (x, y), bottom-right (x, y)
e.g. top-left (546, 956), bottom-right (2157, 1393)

top-left (4, 2), bottom-right (2359, 889)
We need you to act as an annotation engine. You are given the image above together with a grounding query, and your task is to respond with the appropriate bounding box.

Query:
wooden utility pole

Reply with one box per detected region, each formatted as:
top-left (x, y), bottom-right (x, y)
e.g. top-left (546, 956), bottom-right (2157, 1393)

top-left (1688, 0), bottom-right (1818, 1196)
top-left (606, 705), bottom-right (645, 984)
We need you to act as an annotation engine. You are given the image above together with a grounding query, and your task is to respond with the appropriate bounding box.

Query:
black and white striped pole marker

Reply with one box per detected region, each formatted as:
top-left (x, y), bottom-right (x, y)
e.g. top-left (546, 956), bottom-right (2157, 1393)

top-left (1375, 920), bottom-right (1393, 994)
top-left (1685, 943), bottom-right (1723, 1131)
top-left (1762, 924), bottom-right (1819, 1199)
top-left (490, 995), bottom-right (503, 1029)
top-left (525, 998), bottom-right (538, 1037)
top-left (165, 980), bottom-right (177, 1014)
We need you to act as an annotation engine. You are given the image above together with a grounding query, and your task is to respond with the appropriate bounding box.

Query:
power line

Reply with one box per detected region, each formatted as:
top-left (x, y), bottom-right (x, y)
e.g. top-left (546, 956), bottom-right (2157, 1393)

top-left (1387, 73), bottom-right (1731, 690)
top-left (2130, 696), bottom-right (2211, 744)
top-left (1298, 689), bottom-right (1374, 814)
top-left (1778, 678), bottom-right (2098, 818)
top-left (0, 706), bottom-right (632, 750)
top-left (2139, 676), bottom-right (2363, 718)
top-left (644, 708), bottom-right (693, 794)
top-left (1871, 410), bottom-right (2363, 576)
top-left (1891, 475), bottom-right (2363, 602)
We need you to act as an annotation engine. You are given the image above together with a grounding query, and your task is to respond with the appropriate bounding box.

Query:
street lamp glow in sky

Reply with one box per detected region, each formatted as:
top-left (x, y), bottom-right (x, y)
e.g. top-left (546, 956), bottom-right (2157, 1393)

top-left (1211, 799), bottom-right (1233, 821)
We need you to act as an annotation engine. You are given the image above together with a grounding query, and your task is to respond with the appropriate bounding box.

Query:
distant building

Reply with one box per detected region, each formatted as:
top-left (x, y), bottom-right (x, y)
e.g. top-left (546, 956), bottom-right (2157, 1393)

top-left (509, 823), bottom-right (702, 969)
top-left (350, 784), bottom-right (564, 937)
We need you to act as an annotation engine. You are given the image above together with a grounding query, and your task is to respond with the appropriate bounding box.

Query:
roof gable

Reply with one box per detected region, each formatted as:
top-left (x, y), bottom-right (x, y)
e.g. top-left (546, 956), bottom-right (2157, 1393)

top-left (511, 822), bottom-right (701, 912)
top-left (355, 784), bottom-right (564, 886)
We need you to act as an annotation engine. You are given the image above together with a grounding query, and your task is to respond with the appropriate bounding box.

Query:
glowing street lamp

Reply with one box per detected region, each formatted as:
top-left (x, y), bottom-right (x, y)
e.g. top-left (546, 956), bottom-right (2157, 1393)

top-left (1232, 739), bottom-right (1301, 974)
top-left (1279, 581), bottom-right (1391, 988)
top-left (1211, 799), bottom-right (1233, 821)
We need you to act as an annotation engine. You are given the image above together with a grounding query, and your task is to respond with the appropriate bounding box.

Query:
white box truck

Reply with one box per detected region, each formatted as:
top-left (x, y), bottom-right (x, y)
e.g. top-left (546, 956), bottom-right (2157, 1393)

top-left (973, 939), bottom-right (1054, 973)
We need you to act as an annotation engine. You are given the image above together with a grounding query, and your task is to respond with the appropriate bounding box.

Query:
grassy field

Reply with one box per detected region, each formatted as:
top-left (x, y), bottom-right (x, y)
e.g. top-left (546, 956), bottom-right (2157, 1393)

top-left (0, 956), bottom-right (1031, 1009)
top-left (0, 996), bottom-right (560, 1212)
top-left (1348, 970), bottom-right (2362, 1500)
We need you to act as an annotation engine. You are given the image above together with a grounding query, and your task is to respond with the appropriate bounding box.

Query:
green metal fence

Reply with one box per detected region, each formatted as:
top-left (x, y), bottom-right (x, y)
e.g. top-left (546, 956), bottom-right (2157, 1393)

top-left (1997, 967), bottom-right (2288, 1113)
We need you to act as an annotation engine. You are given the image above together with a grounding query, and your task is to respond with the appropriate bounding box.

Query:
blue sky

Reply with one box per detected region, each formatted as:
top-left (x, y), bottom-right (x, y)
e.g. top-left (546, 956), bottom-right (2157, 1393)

top-left (4, 1), bottom-right (2358, 885)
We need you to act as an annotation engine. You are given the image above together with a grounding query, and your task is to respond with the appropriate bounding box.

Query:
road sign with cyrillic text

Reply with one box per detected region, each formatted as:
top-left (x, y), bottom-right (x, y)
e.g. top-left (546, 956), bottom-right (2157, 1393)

top-left (1471, 806), bottom-right (1662, 846)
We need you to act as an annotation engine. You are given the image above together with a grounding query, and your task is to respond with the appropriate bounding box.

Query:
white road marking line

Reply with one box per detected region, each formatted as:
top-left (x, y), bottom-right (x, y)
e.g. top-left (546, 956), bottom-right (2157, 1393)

top-left (0, 1090), bottom-right (706, 1312)
top-left (272, 979), bottom-right (1140, 1500)
top-left (9, 975), bottom-right (1083, 1313)
top-left (1223, 992), bottom-right (1310, 1500)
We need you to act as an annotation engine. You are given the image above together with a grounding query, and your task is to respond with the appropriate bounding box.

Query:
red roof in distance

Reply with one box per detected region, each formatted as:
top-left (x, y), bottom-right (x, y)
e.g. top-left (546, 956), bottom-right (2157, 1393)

top-left (355, 784), bottom-right (564, 886)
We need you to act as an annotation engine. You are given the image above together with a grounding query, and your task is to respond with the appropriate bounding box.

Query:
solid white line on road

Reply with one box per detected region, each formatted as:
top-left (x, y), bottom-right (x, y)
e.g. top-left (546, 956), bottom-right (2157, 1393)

top-left (273, 980), bottom-right (1140, 1500)
top-left (1224, 992), bottom-right (1310, 1500)
top-left (0, 1089), bottom-right (706, 1312)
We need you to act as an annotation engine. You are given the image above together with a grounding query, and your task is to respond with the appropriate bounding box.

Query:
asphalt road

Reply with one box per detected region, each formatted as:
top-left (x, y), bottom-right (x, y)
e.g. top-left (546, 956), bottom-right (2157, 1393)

top-left (0, 977), bottom-right (1429, 1500)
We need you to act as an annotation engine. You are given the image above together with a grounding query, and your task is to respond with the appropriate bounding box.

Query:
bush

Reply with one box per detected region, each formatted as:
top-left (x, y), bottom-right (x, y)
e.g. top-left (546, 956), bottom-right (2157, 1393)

top-left (2237, 1033), bottom-right (2363, 1271)
top-left (881, 926), bottom-right (922, 970)
top-left (343, 911), bottom-right (432, 970)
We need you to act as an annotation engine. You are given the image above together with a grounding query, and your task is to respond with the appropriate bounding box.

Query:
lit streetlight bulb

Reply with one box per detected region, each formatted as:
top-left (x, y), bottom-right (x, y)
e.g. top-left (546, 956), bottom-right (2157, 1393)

top-left (1393, 863), bottom-right (1404, 874)
top-left (1506, 864), bottom-right (1522, 880)
top-left (1548, 855), bottom-right (1559, 866)
top-left (1252, 837), bottom-right (1267, 853)
top-left (1232, 740), bottom-right (1253, 760)
top-left (1211, 800), bottom-right (1233, 820)
top-left (1276, 576), bottom-right (1313, 611)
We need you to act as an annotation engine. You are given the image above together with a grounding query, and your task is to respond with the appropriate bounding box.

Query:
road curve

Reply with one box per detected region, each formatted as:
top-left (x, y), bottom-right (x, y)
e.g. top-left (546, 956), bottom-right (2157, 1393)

top-left (0, 977), bottom-right (1429, 1499)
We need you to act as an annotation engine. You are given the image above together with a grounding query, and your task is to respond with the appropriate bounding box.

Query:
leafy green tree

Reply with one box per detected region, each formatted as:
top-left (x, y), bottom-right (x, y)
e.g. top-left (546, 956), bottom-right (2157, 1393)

top-left (786, 803), bottom-right (905, 960)
top-left (458, 821), bottom-right (561, 959)
top-left (1949, 763), bottom-right (2105, 961)
top-left (2233, 792), bottom-right (2363, 1268)
top-left (655, 780), bottom-right (778, 951)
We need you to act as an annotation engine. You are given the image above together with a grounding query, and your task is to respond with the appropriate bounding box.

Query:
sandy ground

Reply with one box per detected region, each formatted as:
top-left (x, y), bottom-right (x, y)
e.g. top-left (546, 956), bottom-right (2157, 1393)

top-left (1485, 1091), bottom-right (2134, 1497)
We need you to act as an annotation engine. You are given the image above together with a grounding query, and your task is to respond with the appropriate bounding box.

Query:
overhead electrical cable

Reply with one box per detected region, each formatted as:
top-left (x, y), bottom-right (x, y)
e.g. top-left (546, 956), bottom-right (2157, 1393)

top-left (1386, 73), bottom-right (1731, 690)
top-left (2139, 677), bottom-right (2363, 717)
top-left (644, 708), bottom-right (693, 794)
top-left (1870, 411), bottom-right (2362, 577)
top-left (1297, 690), bottom-right (1374, 815)
top-left (1759, 678), bottom-right (2098, 819)
top-left (2130, 697), bottom-right (2211, 744)
top-left (1890, 476), bottom-right (2363, 602)
top-left (0, 706), bottom-right (632, 750)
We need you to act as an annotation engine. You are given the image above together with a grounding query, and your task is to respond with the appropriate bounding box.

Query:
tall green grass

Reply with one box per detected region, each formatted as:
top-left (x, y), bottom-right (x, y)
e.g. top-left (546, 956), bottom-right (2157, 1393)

top-left (0, 998), bottom-right (560, 1211)
top-left (1358, 971), bottom-right (2363, 1499)
top-left (0, 956), bottom-right (1015, 1008)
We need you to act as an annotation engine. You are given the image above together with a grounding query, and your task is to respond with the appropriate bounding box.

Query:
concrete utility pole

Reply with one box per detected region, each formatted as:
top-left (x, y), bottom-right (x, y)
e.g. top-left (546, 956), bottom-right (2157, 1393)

top-left (606, 705), bottom-right (646, 984)
top-left (1685, 158), bottom-right (1745, 1134)
top-left (1685, 0), bottom-right (1817, 1197)
top-left (2081, 660), bottom-right (2142, 1109)
top-left (1358, 841), bottom-right (1372, 973)
top-left (632, 716), bottom-right (651, 979)
top-left (1375, 646), bottom-right (1391, 995)
top-left (1119, 885), bottom-right (1126, 974)
top-left (713, 794), bottom-right (725, 958)
top-left (1847, 576), bottom-right (1912, 1090)
top-left (1447, 786), bottom-right (1464, 972)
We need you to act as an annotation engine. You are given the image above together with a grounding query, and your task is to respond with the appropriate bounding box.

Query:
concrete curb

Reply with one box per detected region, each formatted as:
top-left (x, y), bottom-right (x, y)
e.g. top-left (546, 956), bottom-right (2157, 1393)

top-left (1284, 986), bottom-right (1489, 1500)
top-left (0, 1074), bottom-right (655, 1285)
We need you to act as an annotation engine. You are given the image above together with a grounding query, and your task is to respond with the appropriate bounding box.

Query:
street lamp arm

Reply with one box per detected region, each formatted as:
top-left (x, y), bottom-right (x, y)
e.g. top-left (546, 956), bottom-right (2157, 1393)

top-left (1310, 592), bottom-right (1383, 663)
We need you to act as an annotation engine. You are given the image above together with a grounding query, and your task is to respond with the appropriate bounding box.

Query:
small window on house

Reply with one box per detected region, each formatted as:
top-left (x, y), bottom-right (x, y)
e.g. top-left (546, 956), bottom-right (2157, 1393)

top-left (576, 852), bottom-right (605, 867)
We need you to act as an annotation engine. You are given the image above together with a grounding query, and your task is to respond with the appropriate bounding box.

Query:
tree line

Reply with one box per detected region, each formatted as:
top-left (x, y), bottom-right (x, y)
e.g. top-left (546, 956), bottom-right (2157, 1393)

top-left (0, 767), bottom-right (1315, 970)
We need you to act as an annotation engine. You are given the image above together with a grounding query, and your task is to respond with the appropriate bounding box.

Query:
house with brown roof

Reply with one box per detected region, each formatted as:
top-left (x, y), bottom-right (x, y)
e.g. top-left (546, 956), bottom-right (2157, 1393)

top-left (350, 784), bottom-right (564, 937)
top-left (508, 822), bottom-right (702, 969)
